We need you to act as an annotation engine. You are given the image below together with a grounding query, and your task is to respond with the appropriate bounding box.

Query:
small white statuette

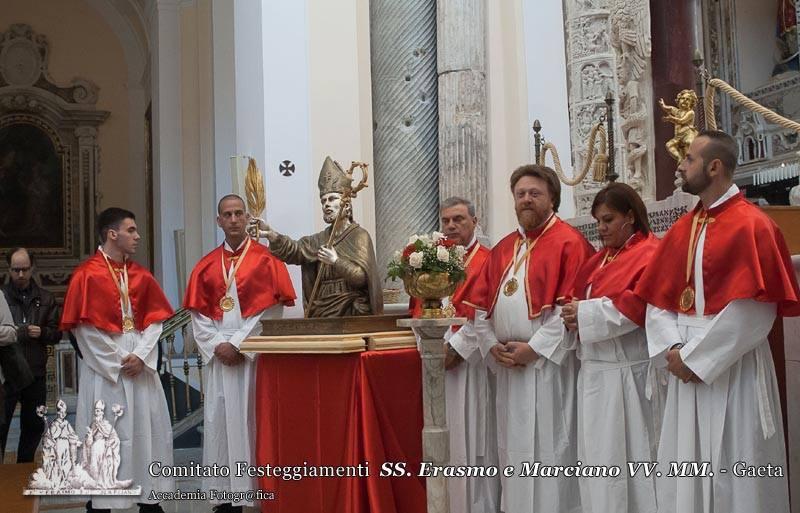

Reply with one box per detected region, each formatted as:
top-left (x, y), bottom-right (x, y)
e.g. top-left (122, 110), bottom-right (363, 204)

top-left (25, 399), bottom-right (140, 496)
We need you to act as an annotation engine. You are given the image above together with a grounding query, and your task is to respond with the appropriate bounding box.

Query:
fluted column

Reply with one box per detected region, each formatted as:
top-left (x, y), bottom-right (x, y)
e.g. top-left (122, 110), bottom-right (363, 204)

top-left (370, 0), bottom-right (439, 279)
top-left (437, 0), bottom-right (488, 228)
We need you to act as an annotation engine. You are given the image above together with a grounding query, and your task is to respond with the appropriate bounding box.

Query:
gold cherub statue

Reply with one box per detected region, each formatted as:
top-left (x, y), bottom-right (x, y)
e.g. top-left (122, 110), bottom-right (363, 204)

top-left (659, 89), bottom-right (699, 163)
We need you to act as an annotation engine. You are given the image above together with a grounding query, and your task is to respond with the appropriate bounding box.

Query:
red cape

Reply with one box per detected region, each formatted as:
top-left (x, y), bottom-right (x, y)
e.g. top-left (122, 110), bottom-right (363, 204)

top-left (457, 218), bottom-right (595, 319)
top-left (635, 193), bottom-right (800, 316)
top-left (409, 241), bottom-right (491, 321)
top-left (183, 239), bottom-right (296, 320)
top-left (572, 232), bottom-right (659, 327)
top-left (60, 251), bottom-right (174, 333)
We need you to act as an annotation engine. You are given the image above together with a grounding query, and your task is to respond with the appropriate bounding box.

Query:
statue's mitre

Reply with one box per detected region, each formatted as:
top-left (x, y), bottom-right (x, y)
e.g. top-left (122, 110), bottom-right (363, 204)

top-left (318, 157), bottom-right (351, 196)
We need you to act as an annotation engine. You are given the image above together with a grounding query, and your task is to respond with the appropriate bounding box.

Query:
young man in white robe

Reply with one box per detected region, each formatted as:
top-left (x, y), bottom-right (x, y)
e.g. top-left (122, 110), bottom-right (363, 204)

top-left (458, 165), bottom-right (594, 513)
top-left (184, 195), bottom-right (296, 513)
top-left (61, 208), bottom-right (175, 513)
top-left (635, 130), bottom-right (800, 513)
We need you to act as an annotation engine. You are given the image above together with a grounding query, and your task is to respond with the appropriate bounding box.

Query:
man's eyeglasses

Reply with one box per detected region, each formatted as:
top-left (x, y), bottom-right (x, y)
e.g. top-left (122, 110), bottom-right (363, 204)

top-left (10, 267), bottom-right (31, 274)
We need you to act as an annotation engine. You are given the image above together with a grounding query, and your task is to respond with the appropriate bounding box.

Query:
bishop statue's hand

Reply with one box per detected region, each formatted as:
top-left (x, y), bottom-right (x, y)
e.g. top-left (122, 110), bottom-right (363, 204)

top-left (248, 218), bottom-right (276, 242)
top-left (318, 246), bottom-right (338, 265)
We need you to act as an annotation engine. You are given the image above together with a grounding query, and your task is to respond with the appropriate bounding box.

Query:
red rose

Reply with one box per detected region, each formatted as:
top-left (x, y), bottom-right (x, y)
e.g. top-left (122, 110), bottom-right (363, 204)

top-left (402, 244), bottom-right (416, 258)
top-left (441, 238), bottom-right (457, 248)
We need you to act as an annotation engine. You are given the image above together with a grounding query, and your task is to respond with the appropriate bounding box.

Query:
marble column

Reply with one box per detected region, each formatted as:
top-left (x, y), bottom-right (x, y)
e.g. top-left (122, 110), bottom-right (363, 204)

top-left (370, 0), bottom-right (440, 279)
top-left (650, 0), bottom-right (698, 199)
top-left (149, 0), bottom-right (185, 305)
top-left (398, 317), bottom-right (465, 513)
top-left (437, 0), bottom-right (488, 229)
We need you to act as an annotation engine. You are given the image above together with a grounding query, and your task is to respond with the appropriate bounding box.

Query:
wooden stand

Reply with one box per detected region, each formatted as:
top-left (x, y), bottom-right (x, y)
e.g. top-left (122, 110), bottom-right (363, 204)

top-left (241, 314), bottom-right (416, 354)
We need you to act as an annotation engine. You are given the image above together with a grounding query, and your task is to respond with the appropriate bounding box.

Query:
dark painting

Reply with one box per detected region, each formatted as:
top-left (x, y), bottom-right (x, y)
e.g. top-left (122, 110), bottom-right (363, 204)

top-left (0, 123), bottom-right (64, 247)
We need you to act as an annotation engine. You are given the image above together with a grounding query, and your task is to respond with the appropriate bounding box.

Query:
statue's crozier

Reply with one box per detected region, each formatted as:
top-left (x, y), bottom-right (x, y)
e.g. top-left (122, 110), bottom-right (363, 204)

top-left (269, 157), bottom-right (383, 317)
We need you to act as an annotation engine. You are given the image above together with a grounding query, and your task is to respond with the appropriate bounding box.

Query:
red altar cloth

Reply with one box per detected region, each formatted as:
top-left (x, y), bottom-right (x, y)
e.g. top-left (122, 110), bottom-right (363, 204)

top-left (255, 348), bottom-right (427, 513)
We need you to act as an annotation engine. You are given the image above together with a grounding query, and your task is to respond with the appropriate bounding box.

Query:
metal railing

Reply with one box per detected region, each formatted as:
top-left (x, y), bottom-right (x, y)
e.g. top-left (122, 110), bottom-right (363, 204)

top-left (158, 308), bottom-right (204, 425)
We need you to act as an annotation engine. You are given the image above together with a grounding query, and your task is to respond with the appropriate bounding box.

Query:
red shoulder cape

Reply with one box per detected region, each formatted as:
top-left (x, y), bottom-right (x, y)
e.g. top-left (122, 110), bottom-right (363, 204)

top-left (635, 193), bottom-right (800, 316)
top-left (183, 239), bottom-right (296, 320)
top-left (572, 232), bottom-right (659, 326)
top-left (457, 218), bottom-right (595, 319)
top-left (60, 251), bottom-right (174, 333)
top-left (409, 242), bottom-right (491, 320)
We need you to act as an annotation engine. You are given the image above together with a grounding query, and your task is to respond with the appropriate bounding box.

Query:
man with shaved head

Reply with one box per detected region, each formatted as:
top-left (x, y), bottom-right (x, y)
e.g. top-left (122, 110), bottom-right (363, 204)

top-left (184, 194), bottom-right (295, 513)
top-left (636, 130), bottom-right (799, 513)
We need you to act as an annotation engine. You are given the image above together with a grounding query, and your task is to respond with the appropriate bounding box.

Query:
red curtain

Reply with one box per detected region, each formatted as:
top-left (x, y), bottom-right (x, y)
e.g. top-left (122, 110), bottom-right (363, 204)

top-left (255, 349), bottom-right (426, 513)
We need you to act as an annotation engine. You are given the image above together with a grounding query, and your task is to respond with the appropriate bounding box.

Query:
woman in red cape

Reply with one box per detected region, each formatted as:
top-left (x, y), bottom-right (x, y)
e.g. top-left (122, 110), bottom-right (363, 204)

top-left (561, 183), bottom-right (663, 513)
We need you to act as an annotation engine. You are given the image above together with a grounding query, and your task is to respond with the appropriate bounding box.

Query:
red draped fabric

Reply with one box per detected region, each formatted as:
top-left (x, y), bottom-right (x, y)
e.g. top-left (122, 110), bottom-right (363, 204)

top-left (255, 349), bottom-right (426, 513)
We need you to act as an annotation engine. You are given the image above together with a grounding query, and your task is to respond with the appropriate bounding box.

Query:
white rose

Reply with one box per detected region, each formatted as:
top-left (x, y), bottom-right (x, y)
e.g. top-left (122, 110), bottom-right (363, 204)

top-left (432, 231), bottom-right (445, 243)
top-left (436, 246), bottom-right (450, 263)
top-left (409, 251), bottom-right (424, 269)
top-left (408, 235), bottom-right (420, 244)
top-left (453, 245), bottom-right (467, 259)
top-left (418, 234), bottom-right (432, 246)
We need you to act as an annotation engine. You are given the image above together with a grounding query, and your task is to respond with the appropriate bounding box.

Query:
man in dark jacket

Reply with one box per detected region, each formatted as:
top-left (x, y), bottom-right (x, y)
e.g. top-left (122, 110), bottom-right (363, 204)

top-left (0, 248), bottom-right (61, 462)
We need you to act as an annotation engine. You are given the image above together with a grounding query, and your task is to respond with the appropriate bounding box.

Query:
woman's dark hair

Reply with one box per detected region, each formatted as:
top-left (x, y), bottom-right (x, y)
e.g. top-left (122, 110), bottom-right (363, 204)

top-left (590, 182), bottom-right (651, 234)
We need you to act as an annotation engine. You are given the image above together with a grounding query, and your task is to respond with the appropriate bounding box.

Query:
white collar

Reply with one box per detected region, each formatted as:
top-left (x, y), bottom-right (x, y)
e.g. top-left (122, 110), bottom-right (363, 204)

top-left (223, 238), bottom-right (248, 252)
top-left (708, 183), bottom-right (740, 209)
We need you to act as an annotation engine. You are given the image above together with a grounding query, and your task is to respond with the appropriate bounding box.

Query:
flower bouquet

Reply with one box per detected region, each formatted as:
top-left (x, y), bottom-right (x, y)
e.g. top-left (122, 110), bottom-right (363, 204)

top-left (387, 231), bottom-right (467, 318)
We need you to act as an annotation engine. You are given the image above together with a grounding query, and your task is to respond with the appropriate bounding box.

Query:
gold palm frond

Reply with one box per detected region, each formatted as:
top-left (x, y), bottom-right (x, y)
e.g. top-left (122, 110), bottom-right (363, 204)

top-left (245, 157), bottom-right (266, 218)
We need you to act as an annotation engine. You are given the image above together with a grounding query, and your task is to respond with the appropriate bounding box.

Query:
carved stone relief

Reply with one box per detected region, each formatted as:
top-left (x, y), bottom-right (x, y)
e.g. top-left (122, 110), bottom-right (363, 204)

top-left (580, 62), bottom-right (613, 101)
top-left (563, 0), bottom-right (657, 215)
top-left (704, 0), bottom-right (800, 187)
top-left (702, 0), bottom-right (739, 134)
top-left (730, 73), bottom-right (800, 182)
top-left (0, 24), bottom-right (108, 294)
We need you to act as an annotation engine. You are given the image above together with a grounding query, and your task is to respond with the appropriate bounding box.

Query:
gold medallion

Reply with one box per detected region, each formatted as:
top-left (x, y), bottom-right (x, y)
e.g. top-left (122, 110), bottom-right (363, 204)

top-left (679, 286), bottom-right (695, 312)
top-left (442, 303), bottom-right (456, 318)
top-left (122, 316), bottom-right (135, 332)
top-left (503, 277), bottom-right (519, 296)
top-left (219, 295), bottom-right (235, 312)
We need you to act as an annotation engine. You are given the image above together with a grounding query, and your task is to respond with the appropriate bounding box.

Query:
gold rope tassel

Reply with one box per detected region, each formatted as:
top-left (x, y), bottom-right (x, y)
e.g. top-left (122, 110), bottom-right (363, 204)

top-left (539, 122), bottom-right (608, 186)
top-left (592, 152), bottom-right (608, 182)
top-left (245, 157), bottom-right (267, 220)
top-left (704, 77), bottom-right (800, 134)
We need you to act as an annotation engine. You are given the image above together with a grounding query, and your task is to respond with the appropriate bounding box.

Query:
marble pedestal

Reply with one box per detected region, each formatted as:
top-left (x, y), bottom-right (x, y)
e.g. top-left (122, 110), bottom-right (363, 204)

top-left (397, 317), bottom-right (466, 513)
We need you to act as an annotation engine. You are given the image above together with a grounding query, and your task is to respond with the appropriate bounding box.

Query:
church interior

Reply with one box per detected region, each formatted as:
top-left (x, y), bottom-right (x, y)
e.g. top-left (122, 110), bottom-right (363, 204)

top-left (0, 0), bottom-right (799, 512)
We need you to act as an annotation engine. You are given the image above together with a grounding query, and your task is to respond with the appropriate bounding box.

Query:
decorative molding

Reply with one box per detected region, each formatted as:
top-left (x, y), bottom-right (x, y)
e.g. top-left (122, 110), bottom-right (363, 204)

top-left (240, 336), bottom-right (367, 354)
top-left (366, 331), bottom-right (417, 351)
top-left (0, 24), bottom-right (109, 295)
top-left (0, 25), bottom-right (99, 103)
